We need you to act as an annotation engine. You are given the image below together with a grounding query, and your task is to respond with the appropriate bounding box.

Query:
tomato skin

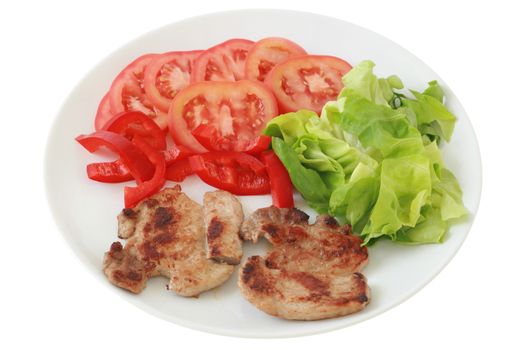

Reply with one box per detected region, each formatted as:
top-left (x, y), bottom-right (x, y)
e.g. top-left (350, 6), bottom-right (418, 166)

top-left (245, 37), bottom-right (307, 82)
top-left (94, 93), bottom-right (113, 131)
top-left (265, 55), bottom-right (352, 114)
top-left (143, 50), bottom-right (203, 112)
top-left (102, 111), bottom-right (167, 150)
top-left (261, 150), bottom-right (294, 208)
top-left (168, 80), bottom-right (278, 154)
top-left (189, 152), bottom-right (270, 195)
top-left (192, 39), bottom-right (254, 82)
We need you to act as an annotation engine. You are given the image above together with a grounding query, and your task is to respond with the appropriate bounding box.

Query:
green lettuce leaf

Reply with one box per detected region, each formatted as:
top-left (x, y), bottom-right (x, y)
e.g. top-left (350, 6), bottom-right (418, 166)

top-left (264, 60), bottom-right (467, 246)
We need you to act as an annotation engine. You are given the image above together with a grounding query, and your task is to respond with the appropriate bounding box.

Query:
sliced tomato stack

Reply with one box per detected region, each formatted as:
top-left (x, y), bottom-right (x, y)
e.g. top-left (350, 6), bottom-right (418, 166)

top-left (78, 36), bottom-right (353, 208)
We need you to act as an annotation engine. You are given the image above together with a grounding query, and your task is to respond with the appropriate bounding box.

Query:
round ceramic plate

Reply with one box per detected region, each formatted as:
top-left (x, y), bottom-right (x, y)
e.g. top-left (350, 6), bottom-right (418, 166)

top-left (45, 9), bottom-right (481, 338)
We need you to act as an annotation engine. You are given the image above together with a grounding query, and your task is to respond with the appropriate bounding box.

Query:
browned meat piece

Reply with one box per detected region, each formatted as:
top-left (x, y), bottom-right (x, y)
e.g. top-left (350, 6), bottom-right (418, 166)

top-left (239, 206), bottom-right (370, 320)
top-left (203, 191), bottom-right (243, 265)
top-left (103, 186), bottom-right (240, 297)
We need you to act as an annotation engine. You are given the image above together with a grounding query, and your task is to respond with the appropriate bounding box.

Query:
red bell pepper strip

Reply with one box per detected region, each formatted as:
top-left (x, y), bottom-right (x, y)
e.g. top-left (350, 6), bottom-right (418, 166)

top-left (261, 150), bottom-right (295, 208)
top-left (189, 152), bottom-right (270, 195)
top-left (102, 111), bottom-right (167, 150)
top-left (165, 158), bottom-right (194, 182)
top-left (76, 131), bottom-right (155, 182)
top-left (86, 159), bottom-right (133, 183)
top-left (124, 137), bottom-right (166, 208)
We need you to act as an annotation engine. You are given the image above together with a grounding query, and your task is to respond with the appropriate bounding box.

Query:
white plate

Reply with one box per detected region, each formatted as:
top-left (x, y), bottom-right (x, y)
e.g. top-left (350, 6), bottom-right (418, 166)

top-left (45, 9), bottom-right (482, 338)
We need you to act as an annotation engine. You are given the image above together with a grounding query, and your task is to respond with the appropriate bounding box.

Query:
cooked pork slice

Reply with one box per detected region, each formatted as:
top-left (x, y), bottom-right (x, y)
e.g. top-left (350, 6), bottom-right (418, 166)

top-left (203, 191), bottom-right (244, 265)
top-left (239, 206), bottom-right (370, 320)
top-left (103, 186), bottom-right (235, 297)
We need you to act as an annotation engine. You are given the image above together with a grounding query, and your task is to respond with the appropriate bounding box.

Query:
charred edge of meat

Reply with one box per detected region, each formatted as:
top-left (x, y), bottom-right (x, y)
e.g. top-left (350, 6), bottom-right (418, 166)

top-left (284, 208), bottom-right (310, 223)
top-left (122, 208), bottom-right (137, 218)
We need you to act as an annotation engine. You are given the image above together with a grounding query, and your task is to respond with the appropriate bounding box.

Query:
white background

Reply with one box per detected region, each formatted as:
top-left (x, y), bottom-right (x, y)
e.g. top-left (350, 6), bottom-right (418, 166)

top-left (1, 0), bottom-right (523, 348)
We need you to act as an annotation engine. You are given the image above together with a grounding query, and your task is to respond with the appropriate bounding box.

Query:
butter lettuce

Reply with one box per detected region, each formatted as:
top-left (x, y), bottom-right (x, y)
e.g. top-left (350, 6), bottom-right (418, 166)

top-left (264, 60), bottom-right (467, 245)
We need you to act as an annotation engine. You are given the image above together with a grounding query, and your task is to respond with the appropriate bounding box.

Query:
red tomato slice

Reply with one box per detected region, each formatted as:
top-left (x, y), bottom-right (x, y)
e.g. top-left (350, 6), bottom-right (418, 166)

top-left (245, 37), bottom-right (307, 82)
top-left (143, 50), bottom-right (203, 113)
top-left (189, 152), bottom-right (270, 195)
top-left (94, 93), bottom-right (113, 131)
top-left (108, 54), bottom-right (168, 129)
top-left (168, 80), bottom-right (278, 153)
top-left (192, 39), bottom-right (254, 82)
top-left (265, 55), bottom-right (352, 114)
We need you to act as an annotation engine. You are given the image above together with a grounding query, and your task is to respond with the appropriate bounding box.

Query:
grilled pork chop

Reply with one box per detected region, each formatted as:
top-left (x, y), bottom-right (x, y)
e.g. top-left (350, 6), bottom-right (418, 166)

top-left (103, 186), bottom-right (243, 296)
top-left (239, 206), bottom-right (370, 320)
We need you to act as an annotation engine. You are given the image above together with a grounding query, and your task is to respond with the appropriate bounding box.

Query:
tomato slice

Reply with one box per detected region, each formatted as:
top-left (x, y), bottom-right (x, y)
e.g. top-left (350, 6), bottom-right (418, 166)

top-left (245, 37), bottom-right (307, 82)
top-left (94, 93), bottom-right (113, 131)
top-left (108, 54), bottom-right (168, 129)
top-left (244, 135), bottom-right (271, 154)
top-left (165, 158), bottom-right (194, 182)
top-left (143, 50), bottom-right (203, 112)
top-left (86, 159), bottom-right (133, 183)
top-left (261, 150), bottom-right (294, 208)
top-left (189, 152), bottom-right (270, 195)
top-left (192, 39), bottom-right (254, 82)
top-left (265, 55), bottom-right (352, 114)
top-left (76, 131), bottom-right (155, 182)
top-left (101, 111), bottom-right (167, 150)
top-left (124, 137), bottom-right (166, 208)
top-left (168, 80), bottom-right (278, 153)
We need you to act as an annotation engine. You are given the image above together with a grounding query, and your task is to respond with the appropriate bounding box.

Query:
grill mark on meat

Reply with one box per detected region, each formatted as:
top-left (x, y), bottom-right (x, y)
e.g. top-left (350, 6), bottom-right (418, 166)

top-left (154, 207), bottom-right (174, 228)
top-left (122, 208), bottom-right (136, 218)
top-left (290, 272), bottom-right (329, 296)
top-left (211, 246), bottom-right (221, 256)
top-left (242, 257), bottom-right (274, 294)
top-left (207, 217), bottom-right (224, 240)
top-left (286, 226), bottom-right (308, 243)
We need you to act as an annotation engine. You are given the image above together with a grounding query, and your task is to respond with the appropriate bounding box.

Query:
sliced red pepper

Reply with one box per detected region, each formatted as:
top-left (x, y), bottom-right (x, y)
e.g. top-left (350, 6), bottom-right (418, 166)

top-left (189, 152), bottom-right (270, 195)
top-left (124, 137), bottom-right (166, 208)
top-left (86, 159), bottom-right (133, 183)
top-left (166, 158), bottom-right (194, 182)
top-left (102, 111), bottom-right (167, 150)
top-left (261, 150), bottom-right (295, 208)
top-left (164, 142), bottom-right (194, 166)
top-left (76, 131), bottom-right (154, 182)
